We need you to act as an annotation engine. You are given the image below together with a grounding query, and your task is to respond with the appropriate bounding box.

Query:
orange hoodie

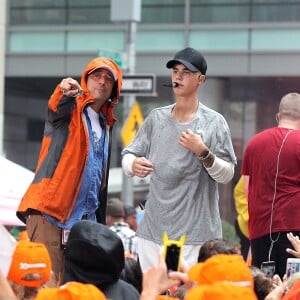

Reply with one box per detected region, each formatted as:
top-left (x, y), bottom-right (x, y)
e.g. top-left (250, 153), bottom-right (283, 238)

top-left (17, 57), bottom-right (123, 224)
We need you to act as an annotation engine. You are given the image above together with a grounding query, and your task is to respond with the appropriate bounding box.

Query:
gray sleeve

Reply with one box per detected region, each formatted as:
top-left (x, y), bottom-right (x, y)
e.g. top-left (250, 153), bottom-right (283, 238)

top-left (202, 112), bottom-right (236, 164)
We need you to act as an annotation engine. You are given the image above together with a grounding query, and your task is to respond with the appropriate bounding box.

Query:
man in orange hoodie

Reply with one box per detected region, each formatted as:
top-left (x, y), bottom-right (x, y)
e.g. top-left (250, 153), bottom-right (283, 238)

top-left (16, 57), bottom-right (123, 282)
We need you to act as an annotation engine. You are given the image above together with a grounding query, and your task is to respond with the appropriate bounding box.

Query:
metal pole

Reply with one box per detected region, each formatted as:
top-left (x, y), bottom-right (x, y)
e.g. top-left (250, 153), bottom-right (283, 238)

top-left (0, 0), bottom-right (7, 156)
top-left (184, 0), bottom-right (190, 48)
top-left (121, 21), bottom-right (137, 206)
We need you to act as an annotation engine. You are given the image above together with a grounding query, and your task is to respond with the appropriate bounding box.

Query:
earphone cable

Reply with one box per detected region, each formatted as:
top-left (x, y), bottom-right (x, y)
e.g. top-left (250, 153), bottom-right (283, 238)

top-left (268, 129), bottom-right (291, 261)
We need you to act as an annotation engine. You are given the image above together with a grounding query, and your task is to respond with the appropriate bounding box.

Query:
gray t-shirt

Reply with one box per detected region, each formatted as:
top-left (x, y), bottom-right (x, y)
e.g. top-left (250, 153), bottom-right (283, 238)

top-left (121, 102), bottom-right (236, 245)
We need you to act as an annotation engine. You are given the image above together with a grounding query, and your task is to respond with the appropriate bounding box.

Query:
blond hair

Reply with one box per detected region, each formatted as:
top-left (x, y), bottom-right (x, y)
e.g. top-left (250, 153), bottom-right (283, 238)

top-left (279, 93), bottom-right (300, 121)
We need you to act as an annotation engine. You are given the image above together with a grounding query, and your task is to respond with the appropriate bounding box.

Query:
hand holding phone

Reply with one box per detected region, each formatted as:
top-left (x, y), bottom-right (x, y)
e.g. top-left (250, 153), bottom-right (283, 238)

top-left (162, 232), bottom-right (186, 272)
top-left (286, 258), bottom-right (300, 278)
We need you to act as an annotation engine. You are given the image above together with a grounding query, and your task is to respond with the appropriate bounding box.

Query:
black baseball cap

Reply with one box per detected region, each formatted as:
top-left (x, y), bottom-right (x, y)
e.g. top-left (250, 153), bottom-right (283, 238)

top-left (166, 47), bottom-right (207, 75)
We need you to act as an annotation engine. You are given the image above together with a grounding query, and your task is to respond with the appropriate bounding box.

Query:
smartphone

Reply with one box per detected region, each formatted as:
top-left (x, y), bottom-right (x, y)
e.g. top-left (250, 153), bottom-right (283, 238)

top-left (163, 232), bottom-right (186, 272)
top-left (286, 258), bottom-right (300, 278)
top-left (261, 261), bottom-right (276, 277)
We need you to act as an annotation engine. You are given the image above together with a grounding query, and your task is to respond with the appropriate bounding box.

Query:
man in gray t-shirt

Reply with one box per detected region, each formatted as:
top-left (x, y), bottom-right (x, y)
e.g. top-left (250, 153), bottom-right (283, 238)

top-left (121, 47), bottom-right (236, 271)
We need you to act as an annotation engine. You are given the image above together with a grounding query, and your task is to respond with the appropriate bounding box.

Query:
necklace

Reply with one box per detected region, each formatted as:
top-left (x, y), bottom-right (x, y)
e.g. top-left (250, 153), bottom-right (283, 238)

top-left (172, 101), bottom-right (199, 123)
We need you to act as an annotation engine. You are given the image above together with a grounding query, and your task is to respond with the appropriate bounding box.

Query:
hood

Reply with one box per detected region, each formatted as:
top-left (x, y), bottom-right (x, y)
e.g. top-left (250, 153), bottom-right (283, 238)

top-left (63, 220), bottom-right (125, 287)
top-left (80, 57), bottom-right (123, 127)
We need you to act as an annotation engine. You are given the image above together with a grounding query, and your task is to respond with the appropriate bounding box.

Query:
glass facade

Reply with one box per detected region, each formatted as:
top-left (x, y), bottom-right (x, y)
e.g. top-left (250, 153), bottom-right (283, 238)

top-left (9, 0), bottom-right (111, 25)
top-left (10, 0), bottom-right (300, 25)
top-left (8, 0), bottom-right (300, 54)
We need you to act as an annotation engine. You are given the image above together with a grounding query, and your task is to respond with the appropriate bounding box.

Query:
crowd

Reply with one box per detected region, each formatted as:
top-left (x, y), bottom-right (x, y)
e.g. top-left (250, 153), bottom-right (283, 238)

top-left (2, 48), bottom-right (300, 300)
top-left (3, 226), bottom-right (300, 299)
top-left (3, 193), bottom-right (300, 300)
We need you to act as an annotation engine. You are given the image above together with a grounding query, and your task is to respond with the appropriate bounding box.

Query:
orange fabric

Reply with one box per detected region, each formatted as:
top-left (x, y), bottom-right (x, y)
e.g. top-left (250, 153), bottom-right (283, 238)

top-left (185, 282), bottom-right (257, 300)
top-left (18, 230), bottom-right (28, 241)
top-left (283, 279), bottom-right (300, 300)
top-left (188, 254), bottom-right (253, 288)
top-left (35, 281), bottom-right (106, 300)
top-left (7, 240), bottom-right (51, 287)
top-left (17, 57), bottom-right (123, 223)
top-left (156, 296), bottom-right (180, 300)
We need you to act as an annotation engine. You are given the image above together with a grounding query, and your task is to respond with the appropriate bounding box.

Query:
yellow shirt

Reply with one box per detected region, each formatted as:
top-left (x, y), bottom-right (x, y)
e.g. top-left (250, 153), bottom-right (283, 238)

top-left (234, 176), bottom-right (249, 238)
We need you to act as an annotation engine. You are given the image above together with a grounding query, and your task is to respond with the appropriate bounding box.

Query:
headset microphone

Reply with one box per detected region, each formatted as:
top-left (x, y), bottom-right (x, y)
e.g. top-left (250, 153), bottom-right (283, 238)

top-left (107, 98), bottom-right (112, 106)
top-left (163, 82), bottom-right (178, 88)
top-left (106, 98), bottom-right (119, 105)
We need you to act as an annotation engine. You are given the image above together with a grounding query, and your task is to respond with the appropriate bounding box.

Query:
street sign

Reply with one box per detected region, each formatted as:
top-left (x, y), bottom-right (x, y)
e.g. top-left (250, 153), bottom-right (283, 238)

top-left (98, 49), bottom-right (127, 69)
top-left (121, 100), bottom-right (144, 146)
top-left (121, 74), bottom-right (156, 96)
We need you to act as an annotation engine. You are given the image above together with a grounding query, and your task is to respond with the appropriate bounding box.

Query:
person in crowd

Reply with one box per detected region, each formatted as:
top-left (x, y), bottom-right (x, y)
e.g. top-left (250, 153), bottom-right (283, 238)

top-left (35, 281), bottom-right (106, 300)
top-left (197, 238), bottom-right (239, 262)
top-left (141, 234), bottom-right (300, 300)
top-left (188, 253), bottom-right (254, 287)
top-left (16, 57), bottom-right (123, 282)
top-left (264, 280), bottom-right (294, 300)
top-left (234, 176), bottom-right (251, 261)
top-left (286, 272), bottom-right (300, 293)
top-left (167, 238), bottom-right (239, 299)
top-left (170, 285), bottom-right (188, 300)
top-left (122, 47), bottom-right (236, 271)
top-left (242, 93), bottom-right (300, 278)
top-left (283, 279), bottom-right (300, 299)
top-left (184, 282), bottom-right (257, 300)
top-left (124, 204), bottom-right (138, 232)
top-left (7, 240), bottom-right (56, 300)
top-left (140, 252), bottom-right (182, 300)
top-left (106, 197), bottom-right (138, 260)
top-left (262, 232), bottom-right (300, 299)
top-left (62, 220), bottom-right (140, 300)
top-left (250, 265), bottom-right (275, 300)
top-left (287, 232), bottom-right (300, 259)
top-left (182, 253), bottom-right (257, 299)
top-left (120, 256), bottom-right (143, 293)
top-left (0, 269), bottom-right (17, 300)
top-left (141, 252), bottom-right (257, 300)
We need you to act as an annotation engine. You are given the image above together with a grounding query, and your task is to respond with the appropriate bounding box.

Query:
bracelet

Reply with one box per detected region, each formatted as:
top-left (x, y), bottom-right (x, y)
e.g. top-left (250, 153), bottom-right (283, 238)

top-left (201, 151), bottom-right (215, 168)
top-left (198, 149), bottom-right (210, 161)
top-left (62, 88), bottom-right (82, 97)
top-left (73, 88), bottom-right (82, 97)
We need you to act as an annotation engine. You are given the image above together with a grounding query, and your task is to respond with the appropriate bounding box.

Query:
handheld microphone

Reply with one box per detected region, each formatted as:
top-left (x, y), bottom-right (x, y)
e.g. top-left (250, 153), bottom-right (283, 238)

top-left (163, 82), bottom-right (178, 88)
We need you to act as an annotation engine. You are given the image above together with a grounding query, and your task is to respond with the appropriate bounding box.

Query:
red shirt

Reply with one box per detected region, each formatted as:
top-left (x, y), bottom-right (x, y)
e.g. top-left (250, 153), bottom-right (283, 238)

top-left (242, 127), bottom-right (300, 239)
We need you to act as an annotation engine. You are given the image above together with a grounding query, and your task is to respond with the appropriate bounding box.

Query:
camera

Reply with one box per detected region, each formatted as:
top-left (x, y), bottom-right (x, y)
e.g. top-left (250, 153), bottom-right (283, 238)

top-left (163, 232), bottom-right (186, 272)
